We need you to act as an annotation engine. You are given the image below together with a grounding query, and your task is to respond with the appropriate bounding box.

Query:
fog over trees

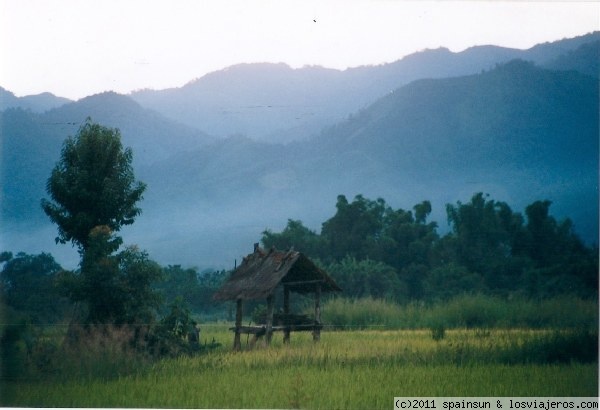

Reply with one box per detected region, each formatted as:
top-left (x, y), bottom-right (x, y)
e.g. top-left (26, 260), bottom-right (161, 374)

top-left (1, 33), bottom-right (598, 271)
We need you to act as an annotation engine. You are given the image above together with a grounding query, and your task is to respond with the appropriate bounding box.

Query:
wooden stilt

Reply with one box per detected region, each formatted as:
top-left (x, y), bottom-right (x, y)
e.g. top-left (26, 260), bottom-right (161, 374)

top-left (313, 283), bottom-right (321, 342)
top-left (234, 299), bottom-right (242, 351)
top-left (265, 294), bottom-right (275, 346)
top-left (283, 286), bottom-right (290, 344)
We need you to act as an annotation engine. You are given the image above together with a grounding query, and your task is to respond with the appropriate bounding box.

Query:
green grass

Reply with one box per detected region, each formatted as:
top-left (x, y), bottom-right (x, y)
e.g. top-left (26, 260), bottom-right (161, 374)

top-left (2, 326), bottom-right (597, 408)
top-left (319, 294), bottom-right (599, 329)
top-left (5, 363), bottom-right (596, 408)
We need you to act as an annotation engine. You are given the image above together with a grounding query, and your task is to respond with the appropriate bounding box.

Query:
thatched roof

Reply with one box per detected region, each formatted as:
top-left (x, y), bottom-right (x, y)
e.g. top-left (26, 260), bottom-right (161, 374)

top-left (213, 245), bottom-right (341, 301)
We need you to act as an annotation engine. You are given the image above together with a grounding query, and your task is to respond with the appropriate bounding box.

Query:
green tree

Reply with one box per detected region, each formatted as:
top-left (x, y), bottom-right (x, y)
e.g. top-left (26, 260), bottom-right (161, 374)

top-left (195, 269), bottom-right (228, 313)
top-left (41, 120), bottom-right (160, 325)
top-left (518, 200), bottom-right (598, 297)
top-left (379, 201), bottom-right (438, 270)
top-left (325, 257), bottom-right (406, 301)
top-left (116, 244), bottom-right (163, 325)
top-left (41, 119), bottom-right (146, 251)
top-left (522, 200), bottom-right (573, 266)
top-left (444, 193), bottom-right (525, 292)
top-left (423, 263), bottom-right (484, 301)
top-left (0, 252), bottom-right (68, 323)
top-left (321, 195), bottom-right (387, 261)
top-left (155, 265), bottom-right (203, 312)
top-left (413, 200), bottom-right (432, 224)
top-left (261, 219), bottom-right (323, 257)
top-left (59, 226), bottom-right (162, 325)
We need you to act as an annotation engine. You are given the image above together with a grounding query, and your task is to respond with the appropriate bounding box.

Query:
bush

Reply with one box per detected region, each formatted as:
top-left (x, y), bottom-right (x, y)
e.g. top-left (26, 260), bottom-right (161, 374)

top-left (430, 324), bottom-right (446, 341)
top-left (429, 330), bottom-right (599, 366)
top-left (509, 330), bottom-right (599, 364)
top-left (325, 257), bottom-right (407, 302)
top-left (56, 324), bottom-right (152, 380)
top-left (0, 322), bottom-right (153, 382)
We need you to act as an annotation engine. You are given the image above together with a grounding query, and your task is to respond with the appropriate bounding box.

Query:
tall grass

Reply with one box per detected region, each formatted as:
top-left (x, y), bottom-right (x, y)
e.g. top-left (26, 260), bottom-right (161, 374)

top-left (6, 363), bottom-right (597, 408)
top-left (2, 293), bottom-right (597, 408)
top-left (1, 323), bottom-right (152, 384)
top-left (319, 294), bottom-right (598, 330)
top-left (3, 328), bottom-right (597, 408)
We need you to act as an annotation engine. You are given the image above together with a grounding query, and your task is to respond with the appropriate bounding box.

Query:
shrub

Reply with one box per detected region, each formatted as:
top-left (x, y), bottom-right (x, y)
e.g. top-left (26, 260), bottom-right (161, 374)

top-left (58, 324), bottom-right (151, 380)
top-left (430, 324), bottom-right (446, 341)
top-left (510, 330), bottom-right (599, 364)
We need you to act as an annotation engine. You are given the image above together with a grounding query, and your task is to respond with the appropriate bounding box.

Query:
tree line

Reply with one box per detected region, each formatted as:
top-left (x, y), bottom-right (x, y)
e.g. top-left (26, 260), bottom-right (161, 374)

top-left (262, 193), bottom-right (598, 301)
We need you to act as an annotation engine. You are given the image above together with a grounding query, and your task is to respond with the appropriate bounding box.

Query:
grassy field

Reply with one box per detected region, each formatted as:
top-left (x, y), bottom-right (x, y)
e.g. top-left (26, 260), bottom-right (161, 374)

top-left (2, 325), bottom-right (597, 408)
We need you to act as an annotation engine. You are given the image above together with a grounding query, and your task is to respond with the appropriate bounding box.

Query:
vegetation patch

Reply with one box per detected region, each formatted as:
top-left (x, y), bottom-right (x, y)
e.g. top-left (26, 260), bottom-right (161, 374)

top-left (318, 295), bottom-right (598, 330)
top-left (2, 328), bottom-right (597, 408)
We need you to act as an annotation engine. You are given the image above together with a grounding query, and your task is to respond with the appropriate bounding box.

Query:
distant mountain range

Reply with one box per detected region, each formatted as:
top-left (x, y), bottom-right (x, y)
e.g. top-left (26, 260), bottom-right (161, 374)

top-left (2, 32), bottom-right (597, 143)
top-left (1, 32), bottom-right (598, 269)
top-left (130, 32), bottom-right (599, 143)
top-left (0, 88), bottom-right (72, 113)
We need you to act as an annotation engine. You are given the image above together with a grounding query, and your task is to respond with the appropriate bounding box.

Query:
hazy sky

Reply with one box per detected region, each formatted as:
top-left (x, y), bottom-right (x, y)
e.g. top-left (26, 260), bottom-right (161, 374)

top-left (1, 0), bottom-right (598, 100)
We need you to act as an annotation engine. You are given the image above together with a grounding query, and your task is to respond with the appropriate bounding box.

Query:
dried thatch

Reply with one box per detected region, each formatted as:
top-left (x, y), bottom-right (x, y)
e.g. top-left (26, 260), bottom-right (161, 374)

top-left (213, 245), bottom-right (341, 301)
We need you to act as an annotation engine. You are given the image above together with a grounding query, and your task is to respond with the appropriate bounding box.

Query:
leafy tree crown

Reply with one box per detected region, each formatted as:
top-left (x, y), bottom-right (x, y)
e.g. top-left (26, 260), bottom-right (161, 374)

top-left (41, 119), bottom-right (146, 251)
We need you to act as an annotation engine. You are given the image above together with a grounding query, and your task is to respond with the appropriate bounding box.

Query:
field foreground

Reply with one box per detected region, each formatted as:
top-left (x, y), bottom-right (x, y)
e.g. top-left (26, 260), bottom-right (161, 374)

top-left (2, 327), bottom-right (597, 408)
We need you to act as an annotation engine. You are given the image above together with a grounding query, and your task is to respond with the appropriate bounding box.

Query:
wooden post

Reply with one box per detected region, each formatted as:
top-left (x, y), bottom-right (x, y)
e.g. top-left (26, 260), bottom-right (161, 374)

top-left (283, 285), bottom-right (290, 344)
top-left (313, 283), bottom-right (321, 342)
top-left (265, 294), bottom-right (275, 346)
top-left (234, 298), bottom-right (242, 351)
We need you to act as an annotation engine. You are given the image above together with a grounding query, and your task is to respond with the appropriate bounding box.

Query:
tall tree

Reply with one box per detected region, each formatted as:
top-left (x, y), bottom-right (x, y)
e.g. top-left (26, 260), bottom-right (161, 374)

top-left (518, 200), bottom-right (598, 297)
top-left (445, 193), bottom-right (515, 270)
top-left (41, 119), bottom-right (146, 251)
top-left (321, 195), bottom-right (387, 261)
top-left (443, 193), bottom-right (527, 293)
top-left (261, 219), bottom-right (323, 257)
top-left (41, 120), bottom-right (160, 325)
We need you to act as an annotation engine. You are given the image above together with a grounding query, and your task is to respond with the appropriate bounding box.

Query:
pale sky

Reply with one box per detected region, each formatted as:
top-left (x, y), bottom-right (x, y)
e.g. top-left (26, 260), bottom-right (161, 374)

top-left (1, 0), bottom-right (598, 100)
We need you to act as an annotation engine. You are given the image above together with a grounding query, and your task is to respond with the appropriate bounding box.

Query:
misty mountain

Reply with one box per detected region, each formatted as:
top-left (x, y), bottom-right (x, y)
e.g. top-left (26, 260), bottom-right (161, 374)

top-left (42, 92), bottom-right (214, 163)
top-left (543, 40), bottom-right (599, 77)
top-left (130, 32), bottom-right (599, 143)
top-left (132, 60), bottom-right (597, 267)
top-left (0, 87), bottom-right (71, 112)
top-left (305, 60), bottom-right (598, 219)
top-left (131, 63), bottom-right (354, 143)
top-left (1, 92), bottom-right (212, 231)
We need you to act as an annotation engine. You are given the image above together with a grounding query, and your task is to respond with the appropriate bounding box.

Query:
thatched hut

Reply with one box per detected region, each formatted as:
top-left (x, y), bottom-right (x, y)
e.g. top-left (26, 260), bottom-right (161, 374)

top-left (213, 244), bottom-right (341, 349)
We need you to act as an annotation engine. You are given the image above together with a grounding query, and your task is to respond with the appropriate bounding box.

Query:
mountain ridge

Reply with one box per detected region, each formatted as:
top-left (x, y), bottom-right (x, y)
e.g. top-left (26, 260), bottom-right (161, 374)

top-left (0, 87), bottom-right (72, 113)
top-left (129, 31), bottom-right (599, 143)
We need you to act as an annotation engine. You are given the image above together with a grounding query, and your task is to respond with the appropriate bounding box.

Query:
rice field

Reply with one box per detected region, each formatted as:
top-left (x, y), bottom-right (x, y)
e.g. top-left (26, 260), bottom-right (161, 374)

top-left (2, 326), bottom-right (597, 408)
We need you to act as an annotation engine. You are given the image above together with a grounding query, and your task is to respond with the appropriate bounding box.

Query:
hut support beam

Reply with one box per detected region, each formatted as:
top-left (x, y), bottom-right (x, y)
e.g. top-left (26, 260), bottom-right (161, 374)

top-left (313, 283), bottom-right (321, 342)
top-left (283, 286), bottom-right (290, 344)
top-left (234, 298), bottom-right (242, 351)
top-left (265, 294), bottom-right (275, 346)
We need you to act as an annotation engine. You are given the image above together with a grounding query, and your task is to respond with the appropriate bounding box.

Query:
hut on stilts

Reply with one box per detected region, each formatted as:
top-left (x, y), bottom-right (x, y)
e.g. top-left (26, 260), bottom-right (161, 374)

top-left (213, 243), bottom-right (341, 350)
